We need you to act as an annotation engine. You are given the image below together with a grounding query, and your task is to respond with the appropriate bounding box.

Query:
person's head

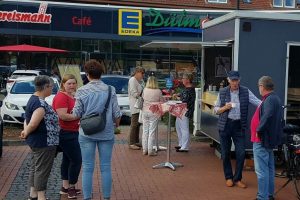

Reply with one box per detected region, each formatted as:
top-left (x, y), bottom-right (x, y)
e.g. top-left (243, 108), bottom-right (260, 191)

top-left (182, 73), bottom-right (193, 87)
top-left (146, 76), bottom-right (159, 89)
top-left (133, 66), bottom-right (145, 81)
top-left (60, 74), bottom-right (77, 93)
top-left (227, 70), bottom-right (240, 91)
top-left (84, 59), bottom-right (105, 80)
top-left (258, 76), bottom-right (274, 96)
top-left (34, 75), bottom-right (54, 97)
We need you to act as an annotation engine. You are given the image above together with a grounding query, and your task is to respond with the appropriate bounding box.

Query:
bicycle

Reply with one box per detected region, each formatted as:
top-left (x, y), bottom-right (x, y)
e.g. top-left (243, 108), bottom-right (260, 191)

top-left (275, 123), bottom-right (300, 199)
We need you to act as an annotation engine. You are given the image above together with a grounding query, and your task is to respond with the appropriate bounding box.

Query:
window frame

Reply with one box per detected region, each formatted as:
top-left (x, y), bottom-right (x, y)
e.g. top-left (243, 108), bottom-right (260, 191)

top-left (207, 0), bottom-right (228, 4)
top-left (273, 0), bottom-right (295, 7)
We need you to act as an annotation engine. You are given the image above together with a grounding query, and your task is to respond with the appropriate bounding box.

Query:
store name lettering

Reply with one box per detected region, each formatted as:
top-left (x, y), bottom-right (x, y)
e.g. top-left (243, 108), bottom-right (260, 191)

top-left (72, 16), bottom-right (92, 26)
top-left (145, 9), bottom-right (200, 28)
top-left (0, 10), bottom-right (52, 24)
top-left (0, 3), bottom-right (51, 24)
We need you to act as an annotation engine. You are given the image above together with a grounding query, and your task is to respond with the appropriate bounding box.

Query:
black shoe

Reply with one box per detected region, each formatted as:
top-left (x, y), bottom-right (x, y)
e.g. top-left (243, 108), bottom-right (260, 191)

top-left (176, 149), bottom-right (189, 152)
top-left (174, 146), bottom-right (181, 150)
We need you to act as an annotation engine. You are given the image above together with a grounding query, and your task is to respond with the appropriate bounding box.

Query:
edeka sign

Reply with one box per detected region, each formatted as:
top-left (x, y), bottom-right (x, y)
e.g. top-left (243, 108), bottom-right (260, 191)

top-left (144, 9), bottom-right (202, 35)
top-left (0, 3), bottom-right (52, 24)
top-left (118, 9), bottom-right (142, 36)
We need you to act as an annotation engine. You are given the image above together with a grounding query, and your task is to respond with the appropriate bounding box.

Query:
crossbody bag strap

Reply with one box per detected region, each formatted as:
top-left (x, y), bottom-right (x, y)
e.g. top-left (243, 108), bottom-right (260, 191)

top-left (103, 86), bottom-right (111, 113)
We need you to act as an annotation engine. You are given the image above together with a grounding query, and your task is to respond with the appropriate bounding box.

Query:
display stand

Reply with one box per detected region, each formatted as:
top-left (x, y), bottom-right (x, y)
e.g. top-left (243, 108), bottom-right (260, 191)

top-left (152, 102), bottom-right (184, 171)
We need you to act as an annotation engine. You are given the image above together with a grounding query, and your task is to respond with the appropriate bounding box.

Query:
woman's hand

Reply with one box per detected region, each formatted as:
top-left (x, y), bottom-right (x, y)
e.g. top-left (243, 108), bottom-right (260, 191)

top-left (20, 130), bottom-right (28, 139)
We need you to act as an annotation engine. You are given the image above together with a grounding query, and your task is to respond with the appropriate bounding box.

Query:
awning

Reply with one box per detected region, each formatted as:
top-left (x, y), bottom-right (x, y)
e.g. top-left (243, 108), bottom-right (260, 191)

top-left (140, 40), bottom-right (232, 50)
top-left (0, 44), bottom-right (67, 53)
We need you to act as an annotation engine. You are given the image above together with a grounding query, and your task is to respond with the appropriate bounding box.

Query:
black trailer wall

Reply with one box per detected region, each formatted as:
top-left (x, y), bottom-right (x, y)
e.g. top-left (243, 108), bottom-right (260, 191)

top-left (238, 19), bottom-right (300, 103)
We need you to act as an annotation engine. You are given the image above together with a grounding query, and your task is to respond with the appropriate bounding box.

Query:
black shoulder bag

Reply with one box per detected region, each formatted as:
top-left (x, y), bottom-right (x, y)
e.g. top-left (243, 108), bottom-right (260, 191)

top-left (80, 86), bottom-right (111, 135)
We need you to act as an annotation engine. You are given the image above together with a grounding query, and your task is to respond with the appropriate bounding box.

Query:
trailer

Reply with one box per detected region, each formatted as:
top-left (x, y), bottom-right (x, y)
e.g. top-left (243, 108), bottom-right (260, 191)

top-left (200, 11), bottom-right (300, 150)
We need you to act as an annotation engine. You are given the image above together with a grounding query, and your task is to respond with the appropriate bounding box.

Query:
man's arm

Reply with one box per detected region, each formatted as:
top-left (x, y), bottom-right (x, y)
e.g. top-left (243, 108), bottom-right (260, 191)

top-left (128, 78), bottom-right (140, 99)
top-left (257, 99), bottom-right (273, 134)
top-left (249, 89), bottom-right (262, 106)
top-left (214, 93), bottom-right (232, 115)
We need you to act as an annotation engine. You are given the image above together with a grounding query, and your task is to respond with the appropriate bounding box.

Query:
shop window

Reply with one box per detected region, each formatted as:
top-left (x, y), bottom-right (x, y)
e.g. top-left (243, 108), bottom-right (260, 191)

top-left (207, 0), bottom-right (227, 3)
top-left (273, 0), bottom-right (295, 7)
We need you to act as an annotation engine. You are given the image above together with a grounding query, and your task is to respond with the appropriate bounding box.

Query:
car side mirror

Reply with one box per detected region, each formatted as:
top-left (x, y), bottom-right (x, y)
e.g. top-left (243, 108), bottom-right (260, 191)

top-left (0, 89), bottom-right (7, 97)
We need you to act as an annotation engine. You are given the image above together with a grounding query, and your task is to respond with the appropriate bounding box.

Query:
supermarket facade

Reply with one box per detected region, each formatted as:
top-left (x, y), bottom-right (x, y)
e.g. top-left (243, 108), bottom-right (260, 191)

top-left (0, 0), bottom-right (229, 77)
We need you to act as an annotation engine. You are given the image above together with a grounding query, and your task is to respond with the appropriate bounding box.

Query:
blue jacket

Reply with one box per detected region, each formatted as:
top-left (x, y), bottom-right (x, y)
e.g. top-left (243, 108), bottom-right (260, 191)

top-left (257, 92), bottom-right (283, 149)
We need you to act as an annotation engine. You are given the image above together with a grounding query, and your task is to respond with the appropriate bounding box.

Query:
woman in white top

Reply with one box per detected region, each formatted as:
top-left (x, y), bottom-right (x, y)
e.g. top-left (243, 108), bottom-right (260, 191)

top-left (142, 76), bottom-right (165, 156)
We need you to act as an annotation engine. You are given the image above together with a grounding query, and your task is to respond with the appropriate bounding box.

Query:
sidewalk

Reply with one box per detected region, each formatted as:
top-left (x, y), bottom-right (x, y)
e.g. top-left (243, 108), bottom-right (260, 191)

top-left (0, 124), bottom-right (297, 200)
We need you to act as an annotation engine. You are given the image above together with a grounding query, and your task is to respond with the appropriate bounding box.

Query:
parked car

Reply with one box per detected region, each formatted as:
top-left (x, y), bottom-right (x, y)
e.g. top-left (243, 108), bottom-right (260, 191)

top-left (0, 76), bottom-right (59, 124)
top-left (6, 70), bottom-right (48, 91)
top-left (101, 75), bottom-right (131, 123)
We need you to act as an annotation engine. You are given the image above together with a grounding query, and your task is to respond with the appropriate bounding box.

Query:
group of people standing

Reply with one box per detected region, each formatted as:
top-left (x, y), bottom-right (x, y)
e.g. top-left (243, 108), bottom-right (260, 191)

top-left (20, 58), bottom-right (283, 200)
top-left (21, 59), bottom-right (121, 200)
top-left (214, 71), bottom-right (283, 200)
top-left (128, 67), bottom-right (196, 155)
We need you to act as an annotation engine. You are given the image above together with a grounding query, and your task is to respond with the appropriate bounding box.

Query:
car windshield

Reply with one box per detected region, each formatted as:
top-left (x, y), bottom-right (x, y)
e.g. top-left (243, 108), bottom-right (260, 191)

top-left (10, 73), bottom-right (38, 79)
top-left (10, 80), bottom-right (59, 94)
top-left (101, 77), bottom-right (128, 94)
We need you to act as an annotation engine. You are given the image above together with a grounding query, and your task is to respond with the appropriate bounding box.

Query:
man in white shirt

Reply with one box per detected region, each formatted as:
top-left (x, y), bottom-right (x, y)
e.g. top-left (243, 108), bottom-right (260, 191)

top-left (128, 67), bottom-right (145, 150)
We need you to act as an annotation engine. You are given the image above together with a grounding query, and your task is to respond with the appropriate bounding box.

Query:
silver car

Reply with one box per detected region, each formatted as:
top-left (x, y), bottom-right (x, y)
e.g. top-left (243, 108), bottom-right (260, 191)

top-left (101, 75), bottom-right (131, 123)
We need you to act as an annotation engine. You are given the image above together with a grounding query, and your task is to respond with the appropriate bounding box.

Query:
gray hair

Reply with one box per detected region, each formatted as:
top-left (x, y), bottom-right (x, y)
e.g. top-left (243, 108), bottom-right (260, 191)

top-left (34, 75), bottom-right (54, 92)
top-left (258, 76), bottom-right (274, 91)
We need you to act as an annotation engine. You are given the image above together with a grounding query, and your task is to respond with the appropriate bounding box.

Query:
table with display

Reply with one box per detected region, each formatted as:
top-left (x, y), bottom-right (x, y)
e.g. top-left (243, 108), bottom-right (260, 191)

top-left (149, 100), bottom-right (187, 171)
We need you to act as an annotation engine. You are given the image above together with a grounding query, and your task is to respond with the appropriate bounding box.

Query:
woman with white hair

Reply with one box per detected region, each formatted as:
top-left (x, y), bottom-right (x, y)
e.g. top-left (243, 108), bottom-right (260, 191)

top-left (20, 75), bottom-right (60, 200)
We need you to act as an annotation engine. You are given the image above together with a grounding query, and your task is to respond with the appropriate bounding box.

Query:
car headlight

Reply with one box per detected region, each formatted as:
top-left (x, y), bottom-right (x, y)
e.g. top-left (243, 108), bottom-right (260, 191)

top-left (5, 102), bottom-right (19, 110)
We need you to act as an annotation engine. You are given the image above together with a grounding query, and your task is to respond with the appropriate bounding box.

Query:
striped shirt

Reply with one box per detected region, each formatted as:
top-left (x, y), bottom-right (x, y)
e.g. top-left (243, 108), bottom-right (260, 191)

top-left (72, 80), bottom-right (122, 140)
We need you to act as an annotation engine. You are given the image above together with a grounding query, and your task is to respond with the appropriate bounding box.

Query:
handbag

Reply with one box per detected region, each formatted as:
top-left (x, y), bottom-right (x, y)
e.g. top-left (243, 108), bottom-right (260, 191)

top-left (134, 96), bottom-right (143, 109)
top-left (138, 110), bottom-right (143, 124)
top-left (80, 86), bottom-right (111, 135)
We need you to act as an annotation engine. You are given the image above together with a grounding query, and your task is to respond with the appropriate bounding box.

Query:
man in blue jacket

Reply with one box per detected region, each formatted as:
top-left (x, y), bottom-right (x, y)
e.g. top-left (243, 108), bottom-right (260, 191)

top-left (251, 76), bottom-right (283, 200)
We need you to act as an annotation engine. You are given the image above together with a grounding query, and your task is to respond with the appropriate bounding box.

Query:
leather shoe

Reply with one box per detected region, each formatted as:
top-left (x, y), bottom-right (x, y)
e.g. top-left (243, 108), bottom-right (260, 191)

top-left (176, 149), bottom-right (189, 152)
top-left (174, 146), bottom-right (181, 150)
top-left (129, 144), bottom-right (141, 150)
top-left (226, 179), bottom-right (234, 187)
top-left (135, 143), bottom-right (142, 147)
top-left (235, 181), bottom-right (247, 188)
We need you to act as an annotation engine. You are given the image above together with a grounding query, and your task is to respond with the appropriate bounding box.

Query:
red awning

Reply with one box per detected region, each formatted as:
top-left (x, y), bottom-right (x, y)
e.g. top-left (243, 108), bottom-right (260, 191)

top-left (0, 44), bottom-right (67, 53)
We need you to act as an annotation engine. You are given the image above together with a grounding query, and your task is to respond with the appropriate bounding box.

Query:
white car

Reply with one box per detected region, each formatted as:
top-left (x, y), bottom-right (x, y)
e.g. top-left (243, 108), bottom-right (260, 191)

top-left (0, 76), bottom-right (59, 124)
top-left (6, 70), bottom-right (48, 91)
top-left (101, 75), bottom-right (131, 123)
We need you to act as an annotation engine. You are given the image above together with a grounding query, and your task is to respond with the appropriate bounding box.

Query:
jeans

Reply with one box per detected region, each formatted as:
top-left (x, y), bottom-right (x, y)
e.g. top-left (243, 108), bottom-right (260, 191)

top-left (79, 135), bottom-right (114, 199)
top-left (219, 120), bottom-right (245, 182)
top-left (59, 130), bottom-right (82, 185)
top-left (253, 142), bottom-right (275, 200)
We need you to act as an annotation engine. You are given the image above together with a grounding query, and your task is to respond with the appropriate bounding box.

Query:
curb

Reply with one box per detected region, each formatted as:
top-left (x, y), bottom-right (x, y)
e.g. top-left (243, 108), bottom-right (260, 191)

top-left (3, 139), bottom-right (26, 146)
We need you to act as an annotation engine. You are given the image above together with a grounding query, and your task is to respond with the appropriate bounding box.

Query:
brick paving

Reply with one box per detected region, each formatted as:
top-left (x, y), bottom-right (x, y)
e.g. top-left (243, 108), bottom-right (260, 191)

top-left (0, 123), bottom-right (298, 200)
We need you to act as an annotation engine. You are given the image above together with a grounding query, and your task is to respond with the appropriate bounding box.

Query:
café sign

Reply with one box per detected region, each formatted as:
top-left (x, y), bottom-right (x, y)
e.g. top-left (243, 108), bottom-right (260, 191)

top-left (0, 3), bottom-right (52, 24)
